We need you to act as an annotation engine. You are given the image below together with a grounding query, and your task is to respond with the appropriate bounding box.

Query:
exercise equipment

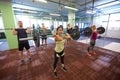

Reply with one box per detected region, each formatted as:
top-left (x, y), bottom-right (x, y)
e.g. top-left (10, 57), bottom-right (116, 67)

top-left (0, 27), bottom-right (32, 30)
top-left (1, 25), bottom-right (105, 47)
top-left (70, 28), bottom-right (80, 40)
top-left (0, 28), bottom-right (13, 30)
top-left (33, 27), bottom-right (40, 47)
top-left (97, 27), bottom-right (105, 34)
top-left (84, 27), bottom-right (92, 37)
top-left (84, 27), bottom-right (105, 36)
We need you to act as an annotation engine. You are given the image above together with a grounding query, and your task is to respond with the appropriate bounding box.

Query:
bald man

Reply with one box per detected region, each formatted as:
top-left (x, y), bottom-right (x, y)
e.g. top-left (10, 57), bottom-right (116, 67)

top-left (12, 21), bottom-right (32, 64)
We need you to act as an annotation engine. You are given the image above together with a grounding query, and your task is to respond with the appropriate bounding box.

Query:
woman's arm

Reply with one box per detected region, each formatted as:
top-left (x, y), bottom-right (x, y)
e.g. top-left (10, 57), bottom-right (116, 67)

top-left (64, 33), bottom-right (71, 39)
top-left (54, 35), bottom-right (63, 41)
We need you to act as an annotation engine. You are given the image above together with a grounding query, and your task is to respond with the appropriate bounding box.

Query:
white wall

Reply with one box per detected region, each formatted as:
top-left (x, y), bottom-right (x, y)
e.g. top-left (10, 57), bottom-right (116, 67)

top-left (93, 13), bottom-right (120, 39)
top-left (0, 16), bottom-right (4, 32)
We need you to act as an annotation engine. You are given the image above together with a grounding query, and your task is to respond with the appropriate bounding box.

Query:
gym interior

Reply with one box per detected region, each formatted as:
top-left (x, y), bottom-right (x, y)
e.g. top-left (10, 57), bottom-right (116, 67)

top-left (0, 0), bottom-right (120, 80)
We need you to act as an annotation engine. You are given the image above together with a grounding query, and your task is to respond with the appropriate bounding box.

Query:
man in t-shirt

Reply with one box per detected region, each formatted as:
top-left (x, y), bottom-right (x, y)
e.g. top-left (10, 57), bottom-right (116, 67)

top-left (12, 21), bottom-right (32, 64)
top-left (66, 24), bottom-right (72, 47)
top-left (41, 23), bottom-right (47, 45)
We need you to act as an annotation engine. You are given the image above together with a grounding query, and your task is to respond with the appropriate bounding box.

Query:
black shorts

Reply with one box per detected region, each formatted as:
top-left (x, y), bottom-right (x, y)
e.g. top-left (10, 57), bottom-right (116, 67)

top-left (18, 41), bottom-right (30, 51)
top-left (41, 35), bottom-right (47, 39)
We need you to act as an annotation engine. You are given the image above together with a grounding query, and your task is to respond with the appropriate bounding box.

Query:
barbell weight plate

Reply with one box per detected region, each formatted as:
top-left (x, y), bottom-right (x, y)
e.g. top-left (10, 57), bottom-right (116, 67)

top-left (32, 29), bottom-right (40, 47)
top-left (70, 29), bottom-right (80, 40)
top-left (74, 26), bottom-right (79, 30)
top-left (84, 27), bottom-right (92, 37)
top-left (97, 27), bottom-right (105, 34)
top-left (35, 36), bottom-right (40, 47)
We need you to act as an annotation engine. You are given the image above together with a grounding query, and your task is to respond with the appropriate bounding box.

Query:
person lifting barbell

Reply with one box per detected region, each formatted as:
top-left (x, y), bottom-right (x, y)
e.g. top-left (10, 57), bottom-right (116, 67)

top-left (52, 25), bottom-right (71, 78)
top-left (41, 23), bottom-right (47, 46)
top-left (33, 24), bottom-right (40, 47)
top-left (16, 24), bottom-right (105, 49)
top-left (87, 25), bottom-right (98, 56)
top-left (12, 21), bottom-right (32, 64)
top-left (66, 24), bottom-right (73, 47)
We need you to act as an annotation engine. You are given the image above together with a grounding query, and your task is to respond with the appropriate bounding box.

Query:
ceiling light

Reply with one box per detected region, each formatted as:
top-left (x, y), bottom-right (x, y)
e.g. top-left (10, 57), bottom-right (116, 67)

top-left (96, 1), bottom-right (120, 9)
top-left (50, 13), bottom-right (61, 16)
top-left (103, 8), bottom-right (120, 13)
top-left (34, 0), bottom-right (47, 3)
top-left (86, 10), bottom-right (96, 14)
top-left (64, 6), bottom-right (78, 11)
top-left (28, 10), bottom-right (38, 13)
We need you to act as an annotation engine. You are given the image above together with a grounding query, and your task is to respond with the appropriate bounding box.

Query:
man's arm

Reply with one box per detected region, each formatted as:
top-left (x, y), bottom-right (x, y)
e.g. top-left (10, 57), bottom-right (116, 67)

top-left (26, 27), bottom-right (31, 34)
top-left (12, 28), bottom-right (17, 35)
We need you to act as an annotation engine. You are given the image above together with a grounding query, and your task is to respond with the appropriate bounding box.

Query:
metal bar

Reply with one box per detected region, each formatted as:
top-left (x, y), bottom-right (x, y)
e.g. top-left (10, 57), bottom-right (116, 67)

top-left (0, 27), bottom-right (33, 30)
top-left (103, 14), bottom-right (111, 47)
top-left (0, 28), bottom-right (12, 30)
top-left (19, 37), bottom-right (33, 41)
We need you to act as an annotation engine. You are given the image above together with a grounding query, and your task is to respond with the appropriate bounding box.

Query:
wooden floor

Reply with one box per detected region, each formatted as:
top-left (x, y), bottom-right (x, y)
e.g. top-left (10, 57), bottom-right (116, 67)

top-left (0, 41), bottom-right (120, 80)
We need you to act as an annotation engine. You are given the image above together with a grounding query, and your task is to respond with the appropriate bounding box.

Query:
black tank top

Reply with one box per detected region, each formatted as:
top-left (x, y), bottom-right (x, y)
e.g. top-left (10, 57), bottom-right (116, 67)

top-left (15, 28), bottom-right (28, 43)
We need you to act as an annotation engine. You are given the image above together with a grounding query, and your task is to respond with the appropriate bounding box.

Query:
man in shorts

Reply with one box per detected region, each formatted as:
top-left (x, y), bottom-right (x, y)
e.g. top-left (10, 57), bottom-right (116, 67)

top-left (12, 21), bottom-right (32, 64)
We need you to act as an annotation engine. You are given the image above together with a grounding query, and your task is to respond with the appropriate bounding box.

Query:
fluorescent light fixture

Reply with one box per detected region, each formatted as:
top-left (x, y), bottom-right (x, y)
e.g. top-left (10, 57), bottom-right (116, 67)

top-left (111, 8), bottom-right (120, 11)
top-left (50, 13), bottom-right (61, 16)
top-left (28, 10), bottom-right (38, 13)
top-left (96, 1), bottom-right (120, 9)
top-left (14, 8), bottom-right (38, 13)
top-left (34, 0), bottom-right (47, 3)
top-left (86, 10), bottom-right (95, 14)
top-left (43, 17), bottom-right (49, 18)
top-left (103, 8), bottom-right (120, 13)
top-left (64, 6), bottom-right (78, 11)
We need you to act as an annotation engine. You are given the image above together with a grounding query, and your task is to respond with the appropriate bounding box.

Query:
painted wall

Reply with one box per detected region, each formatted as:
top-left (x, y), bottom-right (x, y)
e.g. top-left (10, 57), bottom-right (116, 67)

top-left (93, 14), bottom-right (120, 39)
top-left (0, 2), bottom-right (18, 49)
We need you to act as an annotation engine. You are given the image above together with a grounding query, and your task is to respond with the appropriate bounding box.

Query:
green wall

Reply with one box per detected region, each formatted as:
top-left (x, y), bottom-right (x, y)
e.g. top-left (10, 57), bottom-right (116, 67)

top-left (0, 2), bottom-right (18, 49)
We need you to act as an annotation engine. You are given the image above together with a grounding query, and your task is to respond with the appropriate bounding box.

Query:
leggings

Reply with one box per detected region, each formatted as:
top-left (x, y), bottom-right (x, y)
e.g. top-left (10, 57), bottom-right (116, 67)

top-left (53, 50), bottom-right (64, 69)
top-left (87, 40), bottom-right (96, 52)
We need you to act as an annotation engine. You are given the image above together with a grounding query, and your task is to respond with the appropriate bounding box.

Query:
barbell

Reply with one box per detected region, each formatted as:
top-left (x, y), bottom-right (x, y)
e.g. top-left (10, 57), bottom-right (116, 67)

top-left (69, 26), bottom-right (105, 40)
top-left (83, 26), bottom-right (105, 37)
top-left (0, 27), bottom-right (32, 30)
top-left (0, 26), bottom-right (105, 47)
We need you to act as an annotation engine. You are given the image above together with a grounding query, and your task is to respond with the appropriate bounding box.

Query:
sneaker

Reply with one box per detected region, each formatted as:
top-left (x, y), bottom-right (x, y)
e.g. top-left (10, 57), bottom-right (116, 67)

top-left (87, 53), bottom-right (92, 56)
top-left (92, 52), bottom-right (96, 54)
top-left (61, 67), bottom-right (67, 72)
top-left (54, 72), bottom-right (58, 78)
top-left (65, 46), bottom-right (69, 48)
top-left (28, 58), bottom-right (32, 62)
top-left (21, 60), bottom-right (25, 64)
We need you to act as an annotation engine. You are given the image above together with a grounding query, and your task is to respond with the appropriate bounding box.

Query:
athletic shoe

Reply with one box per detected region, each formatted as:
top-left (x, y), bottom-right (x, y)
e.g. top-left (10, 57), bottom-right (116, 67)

top-left (21, 60), bottom-right (25, 64)
top-left (54, 72), bottom-right (58, 78)
top-left (28, 58), bottom-right (32, 62)
top-left (87, 53), bottom-right (92, 56)
top-left (61, 67), bottom-right (67, 72)
top-left (93, 52), bottom-right (96, 54)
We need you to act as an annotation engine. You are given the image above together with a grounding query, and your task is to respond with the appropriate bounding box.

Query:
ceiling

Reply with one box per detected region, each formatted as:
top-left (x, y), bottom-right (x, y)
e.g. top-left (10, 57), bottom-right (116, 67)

top-left (1, 0), bottom-right (120, 20)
